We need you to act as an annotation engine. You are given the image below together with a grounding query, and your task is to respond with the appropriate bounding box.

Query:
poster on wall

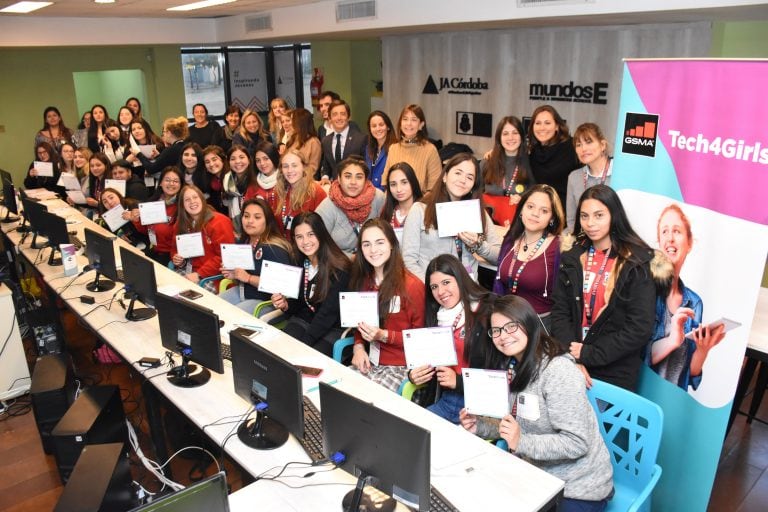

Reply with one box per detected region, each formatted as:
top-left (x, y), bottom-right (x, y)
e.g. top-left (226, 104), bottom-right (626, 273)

top-left (228, 51), bottom-right (268, 113)
top-left (273, 50), bottom-right (297, 109)
top-left (611, 59), bottom-right (768, 512)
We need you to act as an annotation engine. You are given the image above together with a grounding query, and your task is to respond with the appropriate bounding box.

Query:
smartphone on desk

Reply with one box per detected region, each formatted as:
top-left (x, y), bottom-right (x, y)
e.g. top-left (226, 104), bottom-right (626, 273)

top-left (179, 289), bottom-right (203, 300)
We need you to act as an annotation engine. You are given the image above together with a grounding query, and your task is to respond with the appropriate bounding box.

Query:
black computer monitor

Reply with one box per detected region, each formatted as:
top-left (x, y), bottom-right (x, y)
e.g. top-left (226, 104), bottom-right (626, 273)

top-left (38, 211), bottom-right (70, 266)
top-left (154, 292), bottom-right (224, 388)
top-left (320, 382), bottom-right (432, 512)
top-left (20, 195), bottom-right (49, 249)
top-left (118, 246), bottom-right (157, 322)
top-left (230, 330), bottom-right (304, 449)
top-left (0, 169), bottom-right (19, 223)
top-left (128, 471), bottom-right (230, 512)
top-left (83, 227), bottom-right (119, 292)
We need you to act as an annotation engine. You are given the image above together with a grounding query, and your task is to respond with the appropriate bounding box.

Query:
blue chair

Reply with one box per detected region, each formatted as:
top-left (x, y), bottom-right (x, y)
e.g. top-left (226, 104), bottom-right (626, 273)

top-left (397, 379), bottom-right (424, 401)
top-left (586, 379), bottom-right (663, 512)
top-left (332, 336), bottom-right (354, 363)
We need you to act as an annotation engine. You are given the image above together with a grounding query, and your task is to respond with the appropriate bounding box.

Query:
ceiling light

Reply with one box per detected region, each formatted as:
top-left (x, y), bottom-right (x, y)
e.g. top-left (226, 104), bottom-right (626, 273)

top-left (94, 0), bottom-right (115, 4)
top-left (167, 0), bottom-right (236, 12)
top-left (0, 1), bottom-right (53, 13)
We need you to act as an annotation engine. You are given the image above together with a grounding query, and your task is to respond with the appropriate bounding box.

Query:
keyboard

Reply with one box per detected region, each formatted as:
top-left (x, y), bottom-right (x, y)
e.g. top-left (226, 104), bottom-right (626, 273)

top-left (220, 343), bottom-right (232, 361)
top-left (430, 486), bottom-right (459, 512)
top-left (299, 396), bottom-right (325, 462)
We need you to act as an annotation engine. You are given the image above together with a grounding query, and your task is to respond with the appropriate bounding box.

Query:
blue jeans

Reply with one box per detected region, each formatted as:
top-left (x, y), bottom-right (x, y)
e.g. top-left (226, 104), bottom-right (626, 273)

top-left (427, 389), bottom-right (464, 424)
top-left (560, 497), bottom-right (608, 512)
top-left (219, 285), bottom-right (260, 314)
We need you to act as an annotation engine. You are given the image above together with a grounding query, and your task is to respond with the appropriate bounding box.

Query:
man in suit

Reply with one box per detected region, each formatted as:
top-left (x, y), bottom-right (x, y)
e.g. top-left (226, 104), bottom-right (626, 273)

top-left (319, 100), bottom-right (367, 182)
top-left (317, 90), bottom-right (361, 140)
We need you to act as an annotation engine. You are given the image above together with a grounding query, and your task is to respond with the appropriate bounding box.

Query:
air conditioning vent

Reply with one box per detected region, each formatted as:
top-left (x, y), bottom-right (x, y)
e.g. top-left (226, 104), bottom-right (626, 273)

top-left (245, 13), bottom-right (272, 32)
top-left (336, 0), bottom-right (376, 22)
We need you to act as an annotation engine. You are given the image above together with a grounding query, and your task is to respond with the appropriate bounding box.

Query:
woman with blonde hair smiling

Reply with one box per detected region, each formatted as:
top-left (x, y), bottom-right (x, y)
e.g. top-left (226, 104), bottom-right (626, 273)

top-left (274, 149), bottom-right (327, 238)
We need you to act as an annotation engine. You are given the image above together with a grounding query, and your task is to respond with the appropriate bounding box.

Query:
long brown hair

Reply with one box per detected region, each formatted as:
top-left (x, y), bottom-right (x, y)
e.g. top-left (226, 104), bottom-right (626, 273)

top-left (275, 149), bottom-right (321, 212)
top-left (239, 198), bottom-right (293, 256)
top-left (286, 108), bottom-right (317, 149)
top-left (527, 105), bottom-right (570, 150)
top-left (422, 153), bottom-right (486, 234)
top-left (292, 212), bottom-right (350, 304)
top-left (484, 116), bottom-right (531, 187)
top-left (175, 185), bottom-right (215, 234)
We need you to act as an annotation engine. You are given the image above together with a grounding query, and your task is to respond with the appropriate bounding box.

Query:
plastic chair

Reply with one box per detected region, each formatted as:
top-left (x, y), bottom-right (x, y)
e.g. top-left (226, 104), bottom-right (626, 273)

top-left (219, 278), bottom-right (235, 294)
top-left (332, 337), bottom-right (355, 363)
top-left (252, 300), bottom-right (287, 329)
top-left (586, 379), bottom-right (664, 512)
top-left (198, 273), bottom-right (224, 291)
top-left (397, 379), bottom-right (424, 401)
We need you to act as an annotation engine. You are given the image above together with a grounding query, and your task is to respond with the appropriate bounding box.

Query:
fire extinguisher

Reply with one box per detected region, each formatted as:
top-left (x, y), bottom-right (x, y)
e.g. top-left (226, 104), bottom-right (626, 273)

top-left (310, 68), bottom-right (324, 108)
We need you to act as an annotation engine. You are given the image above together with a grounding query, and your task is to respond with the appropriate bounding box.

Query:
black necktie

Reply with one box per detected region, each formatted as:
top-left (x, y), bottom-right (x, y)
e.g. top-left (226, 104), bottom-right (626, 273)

top-left (335, 133), bottom-right (342, 162)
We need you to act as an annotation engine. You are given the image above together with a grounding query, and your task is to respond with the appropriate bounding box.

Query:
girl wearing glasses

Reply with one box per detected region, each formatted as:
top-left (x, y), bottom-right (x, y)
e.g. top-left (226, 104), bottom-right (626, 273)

top-left (460, 295), bottom-right (613, 512)
top-left (408, 254), bottom-right (495, 424)
top-left (349, 219), bottom-right (425, 391)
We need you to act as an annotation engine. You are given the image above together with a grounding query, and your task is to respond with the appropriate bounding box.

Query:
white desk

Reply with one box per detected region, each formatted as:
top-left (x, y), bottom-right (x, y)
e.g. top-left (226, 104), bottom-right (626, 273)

top-left (2, 201), bottom-right (564, 511)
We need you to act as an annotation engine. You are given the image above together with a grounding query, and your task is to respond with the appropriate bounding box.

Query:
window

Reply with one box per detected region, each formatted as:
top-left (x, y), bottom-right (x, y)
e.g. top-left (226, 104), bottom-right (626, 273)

top-left (181, 50), bottom-right (226, 118)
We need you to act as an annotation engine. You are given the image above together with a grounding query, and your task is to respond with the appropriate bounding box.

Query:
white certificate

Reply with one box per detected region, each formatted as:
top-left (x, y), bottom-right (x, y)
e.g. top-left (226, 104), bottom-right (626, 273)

top-left (33, 161), bottom-right (54, 177)
top-left (221, 243), bottom-right (255, 270)
top-left (58, 173), bottom-right (81, 191)
top-left (104, 179), bottom-right (126, 196)
top-left (436, 199), bottom-right (483, 237)
top-left (462, 368), bottom-right (510, 419)
top-left (102, 204), bottom-right (129, 232)
top-left (258, 260), bottom-right (303, 299)
top-left (138, 145), bottom-right (155, 158)
top-left (66, 190), bottom-right (88, 205)
top-left (339, 291), bottom-right (379, 328)
top-left (138, 201), bottom-right (167, 225)
top-left (175, 232), bottom-right (205, 259)
top-left (402, 326), bottom-right (458, 369)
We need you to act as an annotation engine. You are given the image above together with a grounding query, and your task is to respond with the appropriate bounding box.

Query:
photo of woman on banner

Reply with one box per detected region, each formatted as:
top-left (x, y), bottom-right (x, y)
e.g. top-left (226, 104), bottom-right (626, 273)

top-left (646, 203), bottom-right (726, 391)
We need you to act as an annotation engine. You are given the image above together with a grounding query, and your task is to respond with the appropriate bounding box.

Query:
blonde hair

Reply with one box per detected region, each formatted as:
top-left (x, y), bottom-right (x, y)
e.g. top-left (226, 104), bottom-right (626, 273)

top-left (163, 116), bottom-right (189, 140)
top-left (275, 149), bottom-right (320, 212)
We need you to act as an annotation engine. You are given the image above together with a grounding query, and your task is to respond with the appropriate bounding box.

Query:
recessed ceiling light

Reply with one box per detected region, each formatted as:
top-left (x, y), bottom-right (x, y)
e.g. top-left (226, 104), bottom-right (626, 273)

top-left (167, 0), bottom-right (236, 12)
top-left (94, 0), bottom-right (115, 4)
top-left (0, 1), bottom-right (53, 13)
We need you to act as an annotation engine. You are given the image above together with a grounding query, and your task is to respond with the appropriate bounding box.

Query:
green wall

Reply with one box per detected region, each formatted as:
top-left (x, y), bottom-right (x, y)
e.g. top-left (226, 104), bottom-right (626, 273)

top-left (73, 69), bottom-right (148, 119)
top-left (0, 46), bottom-right (185, 183)
top-left (711, 21), bottom-right (768, 57)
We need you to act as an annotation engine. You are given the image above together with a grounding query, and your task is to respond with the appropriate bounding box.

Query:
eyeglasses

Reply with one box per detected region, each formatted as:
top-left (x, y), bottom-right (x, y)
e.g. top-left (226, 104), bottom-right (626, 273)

top-left (162, 178), bottom-right (180, 184)
top-left (488, 321), bottom-right (521, 338)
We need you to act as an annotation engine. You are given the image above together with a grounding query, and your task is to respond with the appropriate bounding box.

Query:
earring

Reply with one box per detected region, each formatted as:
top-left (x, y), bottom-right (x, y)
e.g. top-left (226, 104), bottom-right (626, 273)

top-left (549, 219), bottom-right (555, 228)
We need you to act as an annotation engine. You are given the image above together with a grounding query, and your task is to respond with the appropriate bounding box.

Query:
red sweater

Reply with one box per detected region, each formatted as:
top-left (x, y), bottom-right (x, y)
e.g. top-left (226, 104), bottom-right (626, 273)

top-left (253, 183), bottom-right (278, 212)
top-left (275, 184), bottom-right (327, 238)
top-left (172, 212), bottom-right (235, 278)
top-left (132, 202), bottom-right (178, 255)
top-left (353, 271), bottom-right (425, 366)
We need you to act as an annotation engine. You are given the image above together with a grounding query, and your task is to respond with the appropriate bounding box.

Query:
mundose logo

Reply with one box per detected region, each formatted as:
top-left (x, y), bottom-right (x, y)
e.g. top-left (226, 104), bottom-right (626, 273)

top-left (528, 81), bottom-right (608, 105)
top-left (423, 74), bottom-right (489, 96)
top-left (622, 112), bottom-right (660, 158)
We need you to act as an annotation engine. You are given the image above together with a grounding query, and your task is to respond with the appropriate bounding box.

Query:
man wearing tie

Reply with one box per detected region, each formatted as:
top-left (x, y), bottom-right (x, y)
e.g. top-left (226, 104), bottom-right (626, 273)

top-left (319, 100), bottom-right (367, 183)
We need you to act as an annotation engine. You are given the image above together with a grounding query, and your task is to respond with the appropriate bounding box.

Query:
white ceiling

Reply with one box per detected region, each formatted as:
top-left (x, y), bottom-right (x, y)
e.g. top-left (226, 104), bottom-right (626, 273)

top-left (0, 0), bottom-right (322, 18)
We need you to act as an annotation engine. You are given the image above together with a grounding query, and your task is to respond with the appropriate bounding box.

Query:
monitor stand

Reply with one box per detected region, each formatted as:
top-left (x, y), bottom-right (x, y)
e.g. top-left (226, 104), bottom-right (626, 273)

top-left (1, 210), bottom-right (18, 223)
top-left (167, 354), bottom-right (210, 388)
top-left (342, 474), bottom-right (397, 512)
top-left (125, 293), bottom-right (156, 321)
top-left (237, 405), bottom-right (288, 450)
top-left (47, 247), bottom-right (62, 266)
top-left (86, 271), bottom-right (115, 292)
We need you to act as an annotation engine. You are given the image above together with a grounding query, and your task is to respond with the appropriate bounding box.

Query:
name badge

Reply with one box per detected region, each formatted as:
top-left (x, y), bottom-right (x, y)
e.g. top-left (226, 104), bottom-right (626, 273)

top-left (369, 341), bottom-right (381, 367)
top-left (516, 393), bottom-right (540, 421)
top-left (390, 296), bottom-right (401, 314)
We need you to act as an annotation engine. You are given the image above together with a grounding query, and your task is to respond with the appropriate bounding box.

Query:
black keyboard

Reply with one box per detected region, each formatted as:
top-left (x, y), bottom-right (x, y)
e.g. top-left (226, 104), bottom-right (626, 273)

top-left (299, 396), bottom-right (325, 462)
top-left (430, 486), bottom-right (459, 512)
top-left (220, 343), bottom-right (232, 361)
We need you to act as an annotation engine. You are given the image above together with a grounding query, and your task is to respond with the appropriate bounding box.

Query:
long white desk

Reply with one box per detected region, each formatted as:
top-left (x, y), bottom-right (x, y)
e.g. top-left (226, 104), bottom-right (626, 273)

top-left (2, 200), bottom-right (564, 511)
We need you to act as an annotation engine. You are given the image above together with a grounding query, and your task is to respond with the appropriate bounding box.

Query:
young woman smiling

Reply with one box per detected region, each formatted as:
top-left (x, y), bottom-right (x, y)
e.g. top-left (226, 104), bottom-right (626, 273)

top-left (252, 141), bottom-right (281, 212)
top-left (460, 295), bottom-right (613, 512)
top-left (565, 123), bottom-right (613, 232)
top-left (202, 145), bottom-right (228, 214)
top-left (551, 185), bottom-right (661, 391)
top-left (284, 108), bottom-right (322, 178)
top-left (178, 142), bottom-right (208, 190)
top-left (232, 109), bottom-right (271, 155)
top-left (315, 156), bottom-right (386, 257)
top-left (349, 219), bottom-right (425, 392)
top-left (383, 104), bottom-right (442, 194)
top-left (379, 162), bottom-right (424, 244)
top-left (482, 116), bottom-right (535, 226)
top-left (271, 212), bottom-right (350, 356)
top-left (170, 185), bottom-right (235, 291)
top-left (223, 144), bottom-right (259, 235)
top-left (97, 188), bottom-right (148, 250)
top-left (85, 152), bottom-right (111, 209)
top-left (268, 97), bottom-right (288, 143)
top-left (25, 141), bottom-right (62, 193)
top-left (274, 150), bottom-right (327, 238)
top-left (187, 103), bottom-right (224, 149)
top-left (87, 104), bottom-right (110, 155)
top-left (364, 110), bottom-right (398, 190)
top-left (402, 153), bottom-right (501, 282)
top-left (35, 106), bottom-right (73, 152)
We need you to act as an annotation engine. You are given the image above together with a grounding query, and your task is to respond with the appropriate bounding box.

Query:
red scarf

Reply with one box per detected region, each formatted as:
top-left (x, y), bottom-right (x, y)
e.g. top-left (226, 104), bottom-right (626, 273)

top-left (328, 180), bottom-right (375, 224)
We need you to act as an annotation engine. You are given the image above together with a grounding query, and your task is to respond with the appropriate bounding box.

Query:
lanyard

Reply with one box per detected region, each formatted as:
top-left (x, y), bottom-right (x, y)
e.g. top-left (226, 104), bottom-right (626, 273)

top-left (504, 166), bottom-right (520, 196)
top-left (453, 236), bottom-right (464, 261)
top-left (302, 259), bottom-right (316, 313)
top-left (583, 160), bottom-right (610, 190)
top-left (583, 246), bottom-right (611, 327)
top-left (507, 236), bottom-right (546, 294)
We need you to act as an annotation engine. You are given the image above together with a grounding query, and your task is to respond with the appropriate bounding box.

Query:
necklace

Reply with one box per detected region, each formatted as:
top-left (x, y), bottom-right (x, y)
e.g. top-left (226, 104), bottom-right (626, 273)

top-left (504, 166), bottom-right (519, 196)
top-left (521, 231), bottom-right (543, 252)
top-left (302, 259), bottom-right (316, 313)
top-left (509, 235), bottom-right (546, 293)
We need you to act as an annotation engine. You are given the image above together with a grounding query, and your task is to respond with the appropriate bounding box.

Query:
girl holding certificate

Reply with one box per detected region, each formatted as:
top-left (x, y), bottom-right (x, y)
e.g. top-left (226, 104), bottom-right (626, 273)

top-left (271, 212), bottom-right (350, 356)
top-left (379, 162), bottom-right (423, 231)
top-left (460, 295), bottom-right (613, 512)
top-left (170, 185), bottom-right (235, 291)
top-left (274, 150), bottom-right (327, 239)
top-left (494, 184), bottom-right (565, 332)
top-left (315, 156), bottom-right (386, 257)
top-left (550, 185), bottom-right (660, 391)
top-left (223, 145), bottom-right (259, 235)
top-left (220, 198), bottom-right (294, 314)
top-left (97, 188), bottom-right (148, 250)
top-left (408, 254), bottom-right (494, 424)
top-left (130, 166), bottom-right (183, 266)
top-left (349, 219), bottom-right (425, 392)
top-left (402, 153), bottom-right (501, 282)
top-left (25, 141), bottom-right (62, 193)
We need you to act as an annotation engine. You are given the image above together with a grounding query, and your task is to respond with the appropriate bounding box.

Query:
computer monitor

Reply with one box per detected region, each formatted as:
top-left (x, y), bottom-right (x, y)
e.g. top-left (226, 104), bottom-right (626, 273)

top-left (320, 382), bottom-right (432, 512)
top-left (118, 246), bottom-right (157, 321)
top-left (0, 169), bottom-right (19, 223)
top-left (128, 471), bottom-right (230, 512)
top-left (38, 211), bottom-right (70, 266)
top-left (20, 195), bottom-right (49, 249)
top-left (154, 292), bottom-right (224, 388)
top-left (230, 330), bottom-right (303, 449)
top-left (83, 227), bottom-right (119, 292)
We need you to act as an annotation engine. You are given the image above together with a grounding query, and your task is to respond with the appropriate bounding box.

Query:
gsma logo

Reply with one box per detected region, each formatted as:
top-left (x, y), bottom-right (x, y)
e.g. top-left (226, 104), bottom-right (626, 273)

top-left (422, 75), bottom-right (439, 95)
top-left (622, 112), bottom-right (660, 158)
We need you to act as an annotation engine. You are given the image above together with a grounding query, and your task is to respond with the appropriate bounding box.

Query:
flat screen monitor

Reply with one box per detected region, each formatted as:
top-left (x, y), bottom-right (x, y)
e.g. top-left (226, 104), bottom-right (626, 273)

top-left (154, 292), bottom-right (224, 388)
top-left (230, 330), bottom-right (303, 449)
top-left (83, 227), bottom-right (119, 292)
top-left (0, 169), bottom-right (19, 222)
top-left (118, 246), bottom-right (157, 321)
top-left (128, 471), bottom-right (229, 512)
top-left (320, 382), bottom-right (431, 512)
top-left (38, 211), bottom-right (70, 266)
top-left (20, 195), bottom-right (49, 249)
